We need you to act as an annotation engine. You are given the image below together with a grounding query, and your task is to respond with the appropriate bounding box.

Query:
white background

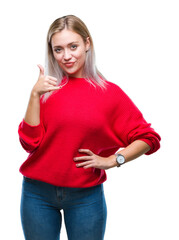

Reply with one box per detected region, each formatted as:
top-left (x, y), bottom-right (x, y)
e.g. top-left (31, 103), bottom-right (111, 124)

top-left (0, 0), bottom-right (178, 239)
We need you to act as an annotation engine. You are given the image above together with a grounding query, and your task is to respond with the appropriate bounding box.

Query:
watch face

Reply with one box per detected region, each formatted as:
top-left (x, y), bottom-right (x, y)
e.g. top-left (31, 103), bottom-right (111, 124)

top-left (117, 155), bottom-right (125, 164)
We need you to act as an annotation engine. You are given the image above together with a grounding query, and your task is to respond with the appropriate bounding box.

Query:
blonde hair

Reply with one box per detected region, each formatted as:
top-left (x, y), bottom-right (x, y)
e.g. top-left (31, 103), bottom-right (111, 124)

top-left (43, 15), bottom-right (108, 101)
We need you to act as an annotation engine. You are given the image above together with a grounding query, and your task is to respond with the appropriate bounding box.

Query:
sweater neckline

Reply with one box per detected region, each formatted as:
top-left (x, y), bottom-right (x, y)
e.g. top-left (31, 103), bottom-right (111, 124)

top-left (61, 76), bottom-right (86, 83)
top-left (69, 76), bottom-right (85, 81)
top-left (59, 76), bottom-right (84, 86)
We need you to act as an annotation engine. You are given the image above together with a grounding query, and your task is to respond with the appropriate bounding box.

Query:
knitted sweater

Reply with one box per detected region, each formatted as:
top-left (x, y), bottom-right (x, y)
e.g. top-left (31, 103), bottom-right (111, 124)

top-left (18, 77), bottom-right (161, 187)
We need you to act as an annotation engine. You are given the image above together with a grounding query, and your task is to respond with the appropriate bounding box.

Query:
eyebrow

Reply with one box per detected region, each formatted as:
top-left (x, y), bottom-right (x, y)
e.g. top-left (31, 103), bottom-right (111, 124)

top-left (53, 41), bottom-right (79, 48)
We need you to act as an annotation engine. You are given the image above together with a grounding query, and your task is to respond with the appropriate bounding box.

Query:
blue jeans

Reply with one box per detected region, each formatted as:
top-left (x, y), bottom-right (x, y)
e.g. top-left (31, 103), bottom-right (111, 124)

top-left (20, 177), bottom-right (107, 240)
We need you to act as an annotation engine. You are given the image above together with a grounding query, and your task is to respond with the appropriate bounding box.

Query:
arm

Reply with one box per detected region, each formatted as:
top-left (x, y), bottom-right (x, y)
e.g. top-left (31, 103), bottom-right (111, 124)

top-left (24, 92), bottom-right (41, 126)
top-left (24, 64), bottom-right (60, 126)
top-left (74, 84), bottom-right (160, 169)
top-left (18, 65), bottom-right (60, 152)
top-left (108, 140), bottom-right (151, 168)
top-left (74, 140), bottom-right (151, 169)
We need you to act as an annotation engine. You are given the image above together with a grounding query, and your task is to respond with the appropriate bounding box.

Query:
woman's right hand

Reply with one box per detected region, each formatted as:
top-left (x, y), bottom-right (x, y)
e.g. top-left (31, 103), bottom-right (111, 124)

top-left (31, 64), bottom-right (60, 96)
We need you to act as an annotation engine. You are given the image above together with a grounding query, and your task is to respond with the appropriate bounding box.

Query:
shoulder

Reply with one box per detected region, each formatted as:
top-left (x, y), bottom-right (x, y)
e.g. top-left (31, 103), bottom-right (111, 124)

top-left (105, 80), bottom-right (119, 89)
top-left (105, 80), bottom-right (140, 112)
top-left (105, 80), bottom-right (124, 92)
top-left (105, 80), bottom-right (130, 99)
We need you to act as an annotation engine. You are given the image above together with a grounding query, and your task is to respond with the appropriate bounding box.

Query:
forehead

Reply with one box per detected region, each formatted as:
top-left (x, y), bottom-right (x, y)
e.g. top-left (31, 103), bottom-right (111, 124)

top-left (51, 29), bottom-right (83, 47)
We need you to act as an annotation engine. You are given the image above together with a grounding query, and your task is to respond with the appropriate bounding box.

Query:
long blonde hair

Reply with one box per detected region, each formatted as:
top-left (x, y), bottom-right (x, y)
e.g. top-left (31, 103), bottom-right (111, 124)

top-left (43, 15), bottom-right (108, 101)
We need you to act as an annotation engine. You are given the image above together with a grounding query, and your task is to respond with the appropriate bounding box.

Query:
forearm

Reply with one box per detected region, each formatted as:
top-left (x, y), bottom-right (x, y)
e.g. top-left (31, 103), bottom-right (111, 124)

top-left (24, 91), bottom-right (41, 126)
top-left (110, 140), bottom-right (151, 167)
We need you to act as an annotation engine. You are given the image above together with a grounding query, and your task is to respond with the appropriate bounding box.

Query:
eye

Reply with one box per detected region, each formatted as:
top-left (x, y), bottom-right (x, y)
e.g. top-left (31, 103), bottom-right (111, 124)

top-left (54, 48), bottom-right (62, 53)
top-left (71, 44), bottom-right (77, 50)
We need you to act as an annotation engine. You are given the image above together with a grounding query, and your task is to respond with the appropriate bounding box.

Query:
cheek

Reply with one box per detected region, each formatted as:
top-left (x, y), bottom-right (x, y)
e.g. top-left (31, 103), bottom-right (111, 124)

top-left (53, 54), bottom-right (62, 63)
top-left (75, 49), bottom-right (86, 63)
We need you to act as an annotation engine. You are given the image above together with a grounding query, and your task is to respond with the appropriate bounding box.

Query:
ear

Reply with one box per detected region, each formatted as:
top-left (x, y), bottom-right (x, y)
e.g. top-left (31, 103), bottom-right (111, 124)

top-left (85, 37), bottom-right (90, 52)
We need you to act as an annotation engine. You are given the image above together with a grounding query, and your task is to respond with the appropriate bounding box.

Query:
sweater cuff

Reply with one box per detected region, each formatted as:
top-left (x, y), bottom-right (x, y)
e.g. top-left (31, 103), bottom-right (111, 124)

top-left (138, 138), bottom-right (159, 155)
top-left (20, 119), bottom-right (42, 139)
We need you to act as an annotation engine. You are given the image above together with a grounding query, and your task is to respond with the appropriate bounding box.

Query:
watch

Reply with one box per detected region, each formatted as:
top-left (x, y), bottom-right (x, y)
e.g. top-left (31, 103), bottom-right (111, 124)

top-left (115, 153), bottom-right (125, 167)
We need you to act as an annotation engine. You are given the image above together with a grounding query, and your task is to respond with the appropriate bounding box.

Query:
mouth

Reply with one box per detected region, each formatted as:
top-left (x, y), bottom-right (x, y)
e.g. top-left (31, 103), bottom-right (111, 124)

top-left (64, 62), bottom-right (75, 68)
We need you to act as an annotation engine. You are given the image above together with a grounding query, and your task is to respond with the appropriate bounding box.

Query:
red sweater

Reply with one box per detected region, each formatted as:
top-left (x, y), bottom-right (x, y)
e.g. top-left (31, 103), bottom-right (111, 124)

top-left (18, 77), bottom-right (161, 187)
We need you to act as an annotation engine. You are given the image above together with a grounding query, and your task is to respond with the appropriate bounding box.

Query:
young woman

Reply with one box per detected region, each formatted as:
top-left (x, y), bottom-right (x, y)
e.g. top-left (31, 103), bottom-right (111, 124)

top-left (18, 15), bottom-right (161, 240)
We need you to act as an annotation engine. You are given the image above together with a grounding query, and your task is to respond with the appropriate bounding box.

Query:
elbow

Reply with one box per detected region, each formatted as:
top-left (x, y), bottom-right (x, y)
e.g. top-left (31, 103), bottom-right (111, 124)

top-left (140, 137), bottom-right (161, 155)
top-left (19, 137), bottom-right (42, 153)
top-left (128, 128), bottom-right (161, 155)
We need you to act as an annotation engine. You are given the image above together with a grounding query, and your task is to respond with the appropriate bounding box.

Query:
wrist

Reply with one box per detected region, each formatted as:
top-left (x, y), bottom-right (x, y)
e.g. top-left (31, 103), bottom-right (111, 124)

top-left (115, 153), bottom-right (126, 167)
top-left (108, 154), bottom-right (119, 168)
top-left (31, 89), bottom-right (41, 98)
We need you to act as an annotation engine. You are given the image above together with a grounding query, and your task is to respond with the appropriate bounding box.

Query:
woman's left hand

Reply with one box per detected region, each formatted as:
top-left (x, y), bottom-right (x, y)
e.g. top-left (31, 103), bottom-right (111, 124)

top-left (73, 149), bottom-right (117, 170)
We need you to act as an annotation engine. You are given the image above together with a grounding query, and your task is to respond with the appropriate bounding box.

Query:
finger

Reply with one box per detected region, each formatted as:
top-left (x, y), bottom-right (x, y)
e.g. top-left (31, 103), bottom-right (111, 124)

top-left (83, 164), bottom-right (94, 169)
top-left (74, 156), bottom-right (92, 161)
top-left (47, 76), bottom-right (58, 82)
top-left (47, 79), bottom-right (59, 86)
top-left (78, 149), bottom-right (94, 156)
top-left (37, 64), bottom-right (44, 76)
top-left (76, 161), bottom-right (93, 167)
top-left (47, 86), bottom-right (61, 92)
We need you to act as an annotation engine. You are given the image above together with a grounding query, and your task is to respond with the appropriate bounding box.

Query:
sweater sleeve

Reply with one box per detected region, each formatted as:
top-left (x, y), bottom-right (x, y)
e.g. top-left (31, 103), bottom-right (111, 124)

top-left (112, 85), bottom-right (161, 155)
top-left (18, 98), bottom-right (45, 153)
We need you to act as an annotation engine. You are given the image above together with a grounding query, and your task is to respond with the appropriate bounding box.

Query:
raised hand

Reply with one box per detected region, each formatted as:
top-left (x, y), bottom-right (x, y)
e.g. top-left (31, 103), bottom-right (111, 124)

top-left (31, 64), bottom-right (60, 96)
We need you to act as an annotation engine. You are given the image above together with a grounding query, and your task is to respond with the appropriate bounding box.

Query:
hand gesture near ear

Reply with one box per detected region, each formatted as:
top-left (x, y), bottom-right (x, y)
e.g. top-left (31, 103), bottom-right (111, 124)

top-left (32, 64), bottom-right (60, 96)
top-left (24, 65), bottom-right (60, 126)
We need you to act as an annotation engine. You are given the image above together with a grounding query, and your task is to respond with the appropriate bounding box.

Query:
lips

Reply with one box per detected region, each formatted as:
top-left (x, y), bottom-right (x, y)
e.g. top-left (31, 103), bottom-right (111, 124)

top-left (64, 62), bottom-right (75, 68)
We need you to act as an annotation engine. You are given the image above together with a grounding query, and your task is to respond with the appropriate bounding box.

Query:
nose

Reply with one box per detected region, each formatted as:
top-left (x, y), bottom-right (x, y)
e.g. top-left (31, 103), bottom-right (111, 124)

top-left (63, 49), bottom-right (72, 61)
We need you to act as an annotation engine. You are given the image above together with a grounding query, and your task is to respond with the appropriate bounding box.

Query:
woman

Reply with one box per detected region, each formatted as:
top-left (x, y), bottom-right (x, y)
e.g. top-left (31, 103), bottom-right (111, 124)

top-left (18, 15), bottom-right (161, 240)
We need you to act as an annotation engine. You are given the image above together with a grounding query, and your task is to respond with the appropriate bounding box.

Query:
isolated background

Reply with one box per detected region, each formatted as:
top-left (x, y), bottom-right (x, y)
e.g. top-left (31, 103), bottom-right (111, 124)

top-left (0, 0), bottom-right (178, 239)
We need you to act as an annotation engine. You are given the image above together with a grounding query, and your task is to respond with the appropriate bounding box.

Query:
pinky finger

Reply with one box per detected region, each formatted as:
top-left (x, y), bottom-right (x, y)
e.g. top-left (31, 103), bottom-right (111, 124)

top-left (83, 164), bottom-right (94, 169)
top-left (48, 86), bottom-right (61, 92)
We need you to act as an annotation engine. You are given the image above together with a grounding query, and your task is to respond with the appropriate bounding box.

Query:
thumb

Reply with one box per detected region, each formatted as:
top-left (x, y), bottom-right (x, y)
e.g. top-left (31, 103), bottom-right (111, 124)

top-left (37, 64), bottom-right (44, 76)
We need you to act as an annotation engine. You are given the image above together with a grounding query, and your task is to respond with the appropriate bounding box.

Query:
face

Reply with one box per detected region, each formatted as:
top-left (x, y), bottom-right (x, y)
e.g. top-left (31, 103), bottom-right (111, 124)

top-left (51, 29), bottom-right (90, 78)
